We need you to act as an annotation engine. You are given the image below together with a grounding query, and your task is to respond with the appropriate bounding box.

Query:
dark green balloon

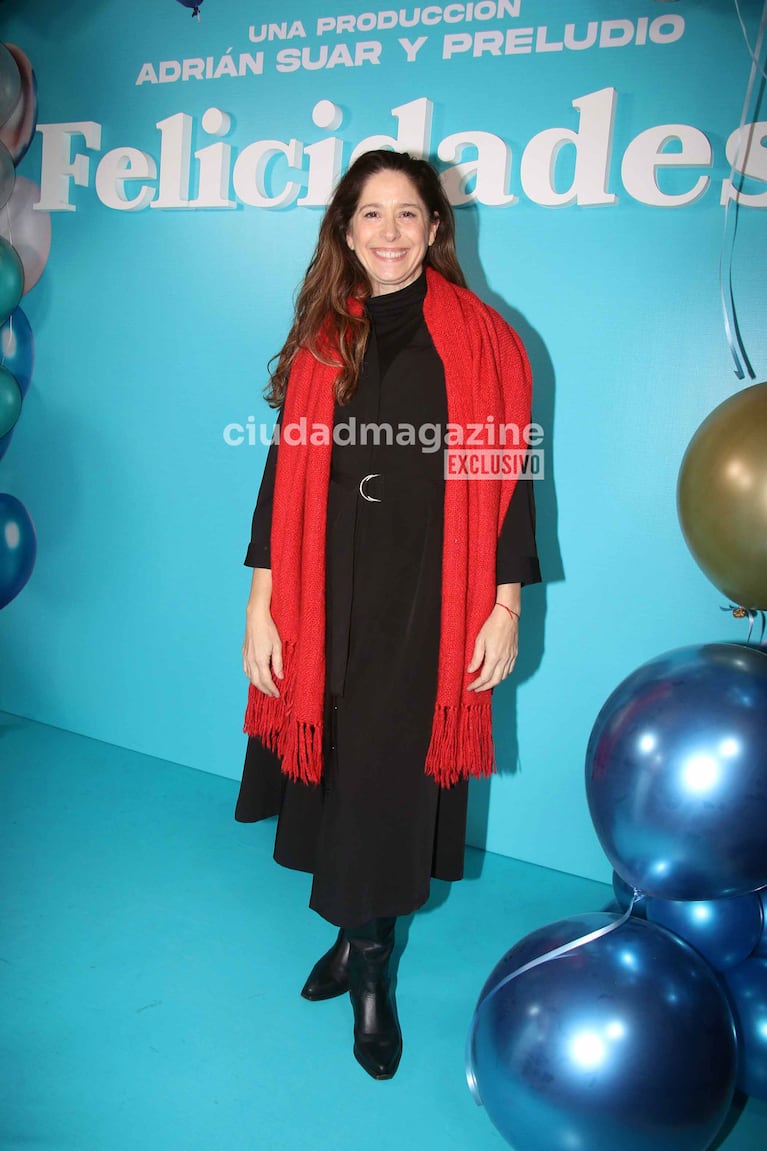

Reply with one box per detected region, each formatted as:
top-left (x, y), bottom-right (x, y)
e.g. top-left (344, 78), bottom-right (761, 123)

top-left (677, 381), bottom-right (767, 609)
top-left (0, 236), bottom-right (23, 326)
top-left (0, 364), bottom-right (21, 437)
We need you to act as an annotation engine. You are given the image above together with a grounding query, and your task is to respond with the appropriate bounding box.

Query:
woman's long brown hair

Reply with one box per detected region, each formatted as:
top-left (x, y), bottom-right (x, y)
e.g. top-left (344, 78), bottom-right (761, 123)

top-left (265, 149), bottom-right (467, 407)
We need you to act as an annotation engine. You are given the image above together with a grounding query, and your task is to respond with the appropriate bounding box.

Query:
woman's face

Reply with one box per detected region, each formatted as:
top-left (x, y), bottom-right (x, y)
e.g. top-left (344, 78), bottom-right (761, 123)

top-left (346, 170), bottom-right (439, 297)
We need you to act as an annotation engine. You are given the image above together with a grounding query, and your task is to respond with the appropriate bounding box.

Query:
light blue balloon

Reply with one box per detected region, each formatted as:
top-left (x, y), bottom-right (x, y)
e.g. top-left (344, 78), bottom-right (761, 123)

top-left (647, 893), bottom-right (763, 971)
top-left (724, 957), bottom-right (767, 1100)
top-left (0, 306), bottom-right (34, 395)
top-left (586, 644), bottom-right (767, 901)
top-left (0, 492), bottom-right (36, 608)
top-left (470, 913), bottom-right (737, 1151)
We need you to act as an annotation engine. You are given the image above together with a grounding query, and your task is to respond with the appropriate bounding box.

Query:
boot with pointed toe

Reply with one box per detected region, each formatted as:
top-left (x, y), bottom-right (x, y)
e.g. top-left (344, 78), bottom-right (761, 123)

top-left (301, 928), bottom-right (351, 1001)
top-left (347, 917), bottom-right (402, 1080)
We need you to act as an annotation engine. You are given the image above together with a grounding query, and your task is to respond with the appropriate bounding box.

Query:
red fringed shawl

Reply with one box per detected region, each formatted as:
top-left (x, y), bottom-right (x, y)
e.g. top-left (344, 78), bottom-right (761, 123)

top-left (244, 267), bottom-right (532, 787)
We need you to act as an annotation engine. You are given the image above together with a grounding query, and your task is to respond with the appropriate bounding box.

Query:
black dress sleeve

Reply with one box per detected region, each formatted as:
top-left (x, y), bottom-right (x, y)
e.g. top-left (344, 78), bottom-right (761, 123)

top-left (244, 410), bottom-right (281, 569)
top-left (496, 477), bottom-right (541, 586)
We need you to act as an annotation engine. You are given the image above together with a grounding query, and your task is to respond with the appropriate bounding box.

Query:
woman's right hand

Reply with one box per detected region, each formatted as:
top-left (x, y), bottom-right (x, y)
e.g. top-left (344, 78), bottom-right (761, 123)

top-left (242, 568), bottom-right (283, 698)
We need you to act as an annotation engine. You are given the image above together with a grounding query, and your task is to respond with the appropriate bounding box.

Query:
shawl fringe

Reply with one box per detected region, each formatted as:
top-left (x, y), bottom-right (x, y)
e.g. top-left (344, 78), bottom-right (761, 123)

top-left (243, 643), bottom-right (325, 784)
top-left (424, 701), bottom-right (496, 787)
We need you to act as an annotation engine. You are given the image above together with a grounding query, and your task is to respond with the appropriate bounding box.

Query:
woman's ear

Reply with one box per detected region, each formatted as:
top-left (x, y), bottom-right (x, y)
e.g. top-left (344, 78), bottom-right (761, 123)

top-left (429, 213), bottom-right (439, 246)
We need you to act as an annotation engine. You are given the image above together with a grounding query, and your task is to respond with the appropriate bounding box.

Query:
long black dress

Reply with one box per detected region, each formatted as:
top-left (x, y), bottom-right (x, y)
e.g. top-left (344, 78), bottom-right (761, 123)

top-left (235, 273), bottom-right (540, 928)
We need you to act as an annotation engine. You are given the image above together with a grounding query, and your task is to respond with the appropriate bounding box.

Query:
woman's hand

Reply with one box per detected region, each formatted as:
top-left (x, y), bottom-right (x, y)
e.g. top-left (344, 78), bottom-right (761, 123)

top-left (466, 588), bottom-right (521, 693)
top-left (242, 568), bottom-right (283, 698)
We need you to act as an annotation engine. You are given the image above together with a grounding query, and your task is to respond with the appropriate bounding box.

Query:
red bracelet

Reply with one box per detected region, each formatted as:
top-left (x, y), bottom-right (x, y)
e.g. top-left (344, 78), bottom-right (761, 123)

top-left (495, 601), bottom-right (520, 622)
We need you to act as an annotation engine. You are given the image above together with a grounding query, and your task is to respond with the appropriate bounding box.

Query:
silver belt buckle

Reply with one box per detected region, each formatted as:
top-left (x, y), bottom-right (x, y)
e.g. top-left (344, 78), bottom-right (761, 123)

top-left (359, 473), bottom-right (382, 503)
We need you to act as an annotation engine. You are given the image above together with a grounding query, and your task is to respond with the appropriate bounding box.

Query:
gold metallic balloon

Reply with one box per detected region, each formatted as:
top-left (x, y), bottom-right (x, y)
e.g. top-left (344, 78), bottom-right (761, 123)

top-left (677, 381), bottom-right (767, 609)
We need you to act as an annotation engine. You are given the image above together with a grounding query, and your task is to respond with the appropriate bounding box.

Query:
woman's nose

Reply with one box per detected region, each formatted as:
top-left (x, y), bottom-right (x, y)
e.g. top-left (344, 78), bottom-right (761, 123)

top-left (380, 213), bottom-right (399, 239)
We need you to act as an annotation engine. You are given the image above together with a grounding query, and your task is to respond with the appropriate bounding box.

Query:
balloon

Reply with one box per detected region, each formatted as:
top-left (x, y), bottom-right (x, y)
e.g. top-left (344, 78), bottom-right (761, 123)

top-left (0, 235), bottom-right (22, 325)
top-left (177, 0), bottom-right (204, 13)
top-left (611, 870), bottom-right (646, 918)
top-left (647, 893), bottom-right (763, 971)
top-left (678, 380), bottom-right (767, 610)
top-left (0, 177), bottom-right (51, 295)
top-left (0, 306), bottom-right (33, 395)
top-left (0, 365), bottom-right (21, 436)
top-left (586, 643), bottom-right (767, 901)
top-left (0, 493), bottom-right (36, 608)
top-left (0, 43), bottom-right (21, 128)
top-left (755, 890), bottom-right (767, 959)
top-left (470, 913), bottom-right (736, 1151)
top-left (0, 46), bottom-right (38, 165)
top-left (0, 430), bottom-right (11, 462)
top-left (723, 957), bottom-right (767, 1100)
top-left (0, 139), bottom-right (14, 211)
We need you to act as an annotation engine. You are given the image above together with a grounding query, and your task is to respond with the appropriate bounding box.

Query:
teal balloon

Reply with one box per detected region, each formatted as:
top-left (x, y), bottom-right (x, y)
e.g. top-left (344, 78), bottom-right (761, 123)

top-left (0, 493), bottom-right (36, 608)
top-left (0, 306), bottom-right (34, 394)
top-left (0, 236), bottom-right (23, 325)
top-left (0, 139), bottom-right (14, 210)
top-left (724, 957), bottom-right (767, 1100)
top-left (0, 428), bottom-right (12, 462)
top-left (647, 893), bottom-right (763, 971)
top-left (0, 364), bottom-right (21, 436)
top-left (0, 43), bottom-right (21, 128)
top-left (470, 913), bottom-right (737, 1151)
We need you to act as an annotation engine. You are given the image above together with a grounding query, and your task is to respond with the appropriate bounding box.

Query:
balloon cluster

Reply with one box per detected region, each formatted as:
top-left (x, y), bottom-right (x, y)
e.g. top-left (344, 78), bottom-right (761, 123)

top-left (0, 42), bottom-right (45, 610)
top-left (467, 232), bottom-right (767, 1151)
top-left (469, 640), bottom-right (767, 1151)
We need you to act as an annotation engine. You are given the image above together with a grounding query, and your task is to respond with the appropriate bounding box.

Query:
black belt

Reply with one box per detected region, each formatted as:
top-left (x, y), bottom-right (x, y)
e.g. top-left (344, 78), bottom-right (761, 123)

top-left (330, 471), bottom-right (441, 502)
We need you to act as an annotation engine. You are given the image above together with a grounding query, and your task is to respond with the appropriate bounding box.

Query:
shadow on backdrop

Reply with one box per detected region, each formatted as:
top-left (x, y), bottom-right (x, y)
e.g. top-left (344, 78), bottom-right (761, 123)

top-left (451, 202), bottom-right (562, 868)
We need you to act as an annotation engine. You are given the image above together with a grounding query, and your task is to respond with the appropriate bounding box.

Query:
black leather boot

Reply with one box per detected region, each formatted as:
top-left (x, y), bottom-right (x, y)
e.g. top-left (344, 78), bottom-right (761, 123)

top-left (347, 917), bottom-right (402, 1080)
top-left (300, 928), bottom-right (351, 1001)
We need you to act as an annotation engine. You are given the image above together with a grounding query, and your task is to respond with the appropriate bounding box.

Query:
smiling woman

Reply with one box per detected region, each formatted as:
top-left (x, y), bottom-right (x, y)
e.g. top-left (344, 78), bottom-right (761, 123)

top-left (345, 170), bottom-right (439, 296)
top-left (235, 148), bottom-right (541, 1081)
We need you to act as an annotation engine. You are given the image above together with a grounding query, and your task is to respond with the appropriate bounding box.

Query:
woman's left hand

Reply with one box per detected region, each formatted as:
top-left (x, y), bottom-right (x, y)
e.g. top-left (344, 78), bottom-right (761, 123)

top-left (466, 604), bottom-right (519, 692)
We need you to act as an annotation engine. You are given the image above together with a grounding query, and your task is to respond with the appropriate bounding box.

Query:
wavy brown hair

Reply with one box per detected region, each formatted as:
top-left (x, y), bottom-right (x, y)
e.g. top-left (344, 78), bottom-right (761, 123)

top-left (265, 149), bottom-right (467, 407)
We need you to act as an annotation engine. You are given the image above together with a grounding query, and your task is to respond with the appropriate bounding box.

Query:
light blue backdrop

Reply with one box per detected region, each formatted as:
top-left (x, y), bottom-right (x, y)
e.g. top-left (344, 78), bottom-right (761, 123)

top-left (0, 0), bottom-right (764, 883)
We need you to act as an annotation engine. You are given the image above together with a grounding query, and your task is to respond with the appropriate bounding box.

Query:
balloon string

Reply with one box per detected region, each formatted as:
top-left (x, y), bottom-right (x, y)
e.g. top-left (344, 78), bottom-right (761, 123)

top-left (721, 603), bottom-right (767, 645)
top-left (719, 0), bottom-right (767, 381)
top-left (465, 890), bottom-right (644, 1106)
top-left (735, 0), bottom-right (767, 79)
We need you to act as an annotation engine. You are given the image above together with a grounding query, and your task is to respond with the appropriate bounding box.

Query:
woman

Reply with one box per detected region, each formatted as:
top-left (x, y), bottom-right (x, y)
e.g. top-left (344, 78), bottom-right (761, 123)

top-left (236, 149), bottom-right (540, 1080)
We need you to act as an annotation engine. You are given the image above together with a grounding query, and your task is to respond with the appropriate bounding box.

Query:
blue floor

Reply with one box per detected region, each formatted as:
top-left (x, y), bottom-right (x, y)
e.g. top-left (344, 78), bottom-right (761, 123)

top-left (2, 711), bottom-right (766, 1151)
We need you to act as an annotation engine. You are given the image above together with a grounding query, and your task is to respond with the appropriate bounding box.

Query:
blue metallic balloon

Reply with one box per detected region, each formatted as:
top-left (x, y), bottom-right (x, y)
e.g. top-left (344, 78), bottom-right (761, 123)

top-left (612, 870), bottom-right (647, 918)
top-left (470, 913), bottom-right (737, 1151)
top-left (754, 890), bottom-right (767, 959)
top-left (724, 957), bottom-right (767, 1100)
top-left (586, 644), bottom-right (767, 901)
top-left (0, 492), bottom-right (36, 608)
top-left (0, 306), bottom-right (34, 395)
top-left (647, 893), bottom-right (763, 971)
